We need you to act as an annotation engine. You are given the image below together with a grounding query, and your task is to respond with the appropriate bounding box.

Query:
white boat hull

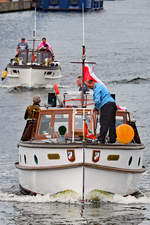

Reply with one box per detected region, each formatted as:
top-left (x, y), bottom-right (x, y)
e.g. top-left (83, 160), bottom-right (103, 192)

top-left (3, 64), bottom-right (62, 88)
top-left (16, 142), bottom-right (145, 198)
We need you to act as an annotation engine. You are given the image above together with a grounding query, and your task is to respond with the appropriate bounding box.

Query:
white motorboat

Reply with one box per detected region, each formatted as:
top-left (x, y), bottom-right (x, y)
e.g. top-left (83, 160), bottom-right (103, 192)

top-left (15, 89), bottom-right (145, 199)
top-left (4, 56), bottom-right (62, 89)
top-left (1, 11), bottom-right (62, 89)
top-left (2, 46), bottom-right (62, 89)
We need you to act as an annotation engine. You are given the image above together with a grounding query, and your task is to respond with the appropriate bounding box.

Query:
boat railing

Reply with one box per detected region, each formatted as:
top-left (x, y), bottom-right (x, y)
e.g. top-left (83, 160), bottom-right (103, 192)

top-left (12, 49), bottom-right (55, 67)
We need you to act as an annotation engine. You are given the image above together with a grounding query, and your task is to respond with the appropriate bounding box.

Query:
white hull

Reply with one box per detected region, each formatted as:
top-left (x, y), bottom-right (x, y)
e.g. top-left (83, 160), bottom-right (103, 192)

top-left (3, 64), bottom-right (62, 88)
top-left (16, 142), bottom-right (145, 198)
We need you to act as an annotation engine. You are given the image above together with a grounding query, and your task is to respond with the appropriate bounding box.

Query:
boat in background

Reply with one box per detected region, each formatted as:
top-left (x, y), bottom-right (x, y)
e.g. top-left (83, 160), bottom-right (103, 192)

top-left (35, 0), bottom-right (103, 11)
top-left (2, 50), bottom-right (62, 89)
top-left (1, 9), bottom-right (62, 89)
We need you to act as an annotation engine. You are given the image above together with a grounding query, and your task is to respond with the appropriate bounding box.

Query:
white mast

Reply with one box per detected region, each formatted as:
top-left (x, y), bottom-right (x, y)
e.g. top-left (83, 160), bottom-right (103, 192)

top-left (33, 7), bottom-right (37, 51)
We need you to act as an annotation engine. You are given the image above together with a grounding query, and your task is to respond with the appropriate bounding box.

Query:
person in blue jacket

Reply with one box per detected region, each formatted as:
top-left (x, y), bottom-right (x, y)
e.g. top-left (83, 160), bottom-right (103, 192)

top-left (86, 79), bottom-right (117, 144)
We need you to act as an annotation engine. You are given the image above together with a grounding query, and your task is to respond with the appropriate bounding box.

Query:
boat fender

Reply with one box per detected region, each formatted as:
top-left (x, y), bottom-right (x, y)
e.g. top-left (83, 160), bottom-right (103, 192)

top-left (53, 83), bottom-right (60, 95)
top-left (116, 124), bottom-right (135, 144)
top-left (51, 62), bottom-right (55, 67)
top-left (1, 69), bottom-right (8, 80)
top-left (53, 84), bottom-right (64, 107)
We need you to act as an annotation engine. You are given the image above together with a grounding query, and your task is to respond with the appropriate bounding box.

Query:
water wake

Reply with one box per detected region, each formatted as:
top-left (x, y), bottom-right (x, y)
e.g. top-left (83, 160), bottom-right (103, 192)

top-left (1, 187), bottom-right (150, 205)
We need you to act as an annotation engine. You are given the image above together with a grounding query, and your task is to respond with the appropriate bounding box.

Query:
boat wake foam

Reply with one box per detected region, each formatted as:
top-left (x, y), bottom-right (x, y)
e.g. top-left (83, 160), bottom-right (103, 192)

top-left (1, 187), bottom-right (150, 205)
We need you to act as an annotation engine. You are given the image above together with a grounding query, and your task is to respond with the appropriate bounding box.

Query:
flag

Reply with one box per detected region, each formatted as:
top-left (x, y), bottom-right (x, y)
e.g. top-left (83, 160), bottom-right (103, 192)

top-left (84, 63), bottom-right (106, 88)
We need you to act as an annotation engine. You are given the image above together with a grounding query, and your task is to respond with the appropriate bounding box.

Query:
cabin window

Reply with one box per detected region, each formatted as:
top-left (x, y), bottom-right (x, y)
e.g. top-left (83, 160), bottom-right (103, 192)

top-left (75, 115), bottom-right (83, 130)
top-left (116, 117), bottom-right (124, 127)
top-left (39, 115), bottom-right (51, 135)
top-left (53, 114), bottom-right (69, 136)
top-left (74, 114), bottom-right (91, 130)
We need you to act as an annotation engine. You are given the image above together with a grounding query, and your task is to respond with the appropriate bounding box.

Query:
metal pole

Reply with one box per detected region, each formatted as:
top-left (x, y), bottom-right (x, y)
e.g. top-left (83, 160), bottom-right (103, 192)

top-left (81, 2), bottom-right (86, 108)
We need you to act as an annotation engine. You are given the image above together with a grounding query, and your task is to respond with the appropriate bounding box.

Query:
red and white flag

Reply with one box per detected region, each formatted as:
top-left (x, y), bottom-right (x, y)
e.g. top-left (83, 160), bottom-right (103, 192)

top-left (84, 63), bottom-right (106, 88)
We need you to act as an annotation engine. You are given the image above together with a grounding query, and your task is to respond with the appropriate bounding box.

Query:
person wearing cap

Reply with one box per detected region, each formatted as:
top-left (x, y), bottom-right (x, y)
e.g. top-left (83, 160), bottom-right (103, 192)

top-left (24, 96), bottom-right (41, 120)
top-left (86, 79), bottom-right (117, 144)
top-left (21, 96), bottom-right (41, 141)
top-left (16, 38), bottom-right (29, 64)
top-left (16, 38), bottom-right (29, 54)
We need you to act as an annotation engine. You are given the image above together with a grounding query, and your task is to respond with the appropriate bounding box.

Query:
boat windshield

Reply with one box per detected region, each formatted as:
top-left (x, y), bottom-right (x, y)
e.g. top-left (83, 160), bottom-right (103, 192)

top-left (39, 115), bottom-right (51, 135)
top-left (53, 114), bottom-right (69, 136)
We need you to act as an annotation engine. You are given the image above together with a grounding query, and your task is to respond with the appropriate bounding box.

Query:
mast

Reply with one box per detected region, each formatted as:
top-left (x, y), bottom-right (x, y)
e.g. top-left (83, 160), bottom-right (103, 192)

top-left (81, 1), bottom-right (85, 204)
top-left (81, 2), bottom-right (86, 108)
top-left (33, 7), bottom-right (36, 51)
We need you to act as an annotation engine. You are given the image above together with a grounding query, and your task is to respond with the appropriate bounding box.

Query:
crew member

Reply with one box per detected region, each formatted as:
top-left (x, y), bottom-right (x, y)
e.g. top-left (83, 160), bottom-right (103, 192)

top-left (86, 79), bottom-right (117, 144)
top-left (24, 96), bottom-right (41, 120)
top-left (37, 37), bottom-right (54, 61)
top-left (76, 76), bottom-right (89, 94)
top-left (16, 38), bottom-right (29, 64)
top-left (21, 96), bottom-right (41, 141)
top-left (16, 38), bottom-right (29, 54)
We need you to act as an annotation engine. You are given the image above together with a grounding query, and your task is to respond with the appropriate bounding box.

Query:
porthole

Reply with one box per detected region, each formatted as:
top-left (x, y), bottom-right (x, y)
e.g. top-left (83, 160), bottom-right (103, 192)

top-left (24, 154), bottom-right (27, 164)
top-left (34, 155), bottom-right (38, 164)
top-left (138, 157), bottom-right (141, 167)
top-left (128, 156), bottom-right (132, 166)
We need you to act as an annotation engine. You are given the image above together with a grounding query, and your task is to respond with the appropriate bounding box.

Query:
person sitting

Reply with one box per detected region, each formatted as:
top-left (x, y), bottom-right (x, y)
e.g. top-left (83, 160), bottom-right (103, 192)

top-left (16, 38), bottom-right (29, 64)
top-left (37, 37), bottom-right (54, 61)
top-left (16, 38), bottom-right (29, 54)
top-left (76, 76), bottom-right (89, 94)
top-left (21, 96), bottom-right (41, 141)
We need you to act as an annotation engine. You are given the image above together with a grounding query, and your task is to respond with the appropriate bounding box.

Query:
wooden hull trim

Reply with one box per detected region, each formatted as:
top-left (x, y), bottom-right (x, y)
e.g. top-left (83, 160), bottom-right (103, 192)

top-left (15, 162), bottom-right (145, 174)
top-left (18, 141), bottom-right (145, 150)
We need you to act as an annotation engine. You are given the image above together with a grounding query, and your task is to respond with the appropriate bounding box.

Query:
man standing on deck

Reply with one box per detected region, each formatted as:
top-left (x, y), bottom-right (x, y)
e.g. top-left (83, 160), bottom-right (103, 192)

top-left (86, 79), bottom-right (117, 144)
top-left (24, 96), bottom-right (41, 120)
top-left (21, 96), bottom-right (41, 141)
